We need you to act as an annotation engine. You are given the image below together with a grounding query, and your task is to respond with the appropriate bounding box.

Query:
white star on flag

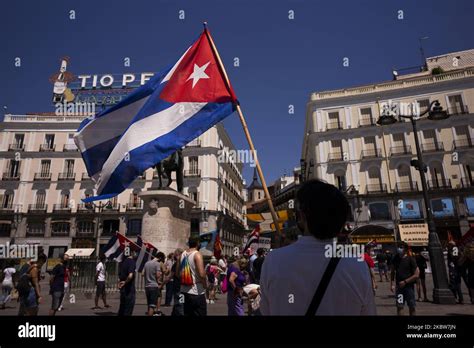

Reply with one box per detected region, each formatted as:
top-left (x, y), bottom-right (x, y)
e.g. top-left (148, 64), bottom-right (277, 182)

top-left (186, 61), bottom-right (210, 88)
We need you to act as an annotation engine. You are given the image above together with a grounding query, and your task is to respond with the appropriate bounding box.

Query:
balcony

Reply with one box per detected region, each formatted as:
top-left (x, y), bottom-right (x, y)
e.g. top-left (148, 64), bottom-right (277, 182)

top-left (358, 117), bottom-right (376, 127)
top-left (39, 144), bottom-right (55, 152)
top-left (184, 169), bottom-right (201, 177)
top-left (28, 204), bottom-right (47, 212)
top-left (77, 203), bottom-right (95, 212)
top-left (0, 203), bottom-right (15, 213)
top-left (26, 230), bottom-right (45, 237)
top-left (421, 142), bottom-right (444, 153)
top-left (51, 230), bottom-right (69, 237)
top-left (395, 181), bottom-right (419, 192)
top-left (2, 172), bottom-right (20, 181)
top-left (427, 178), bottom-right (451, 190)
top-left (63, 144), bottom-right (79, 152)
top-left (126, 202), bottom-right (143, 211)
top-left (76, 230), bottom-right (95, 238)
top-left (460, 177), bottom-right (474, 188)
top-left (102, 202), bottom-right (120, 212)
top-left (361, 149), bottom-right (382, 159)
top-left (53, 204), bottom-right (71, 213)
top-left (8, 143), bottom-right (24, 151)
top-left (453, 139), bottom-right (473, 150)
top-left (81, 172), bottom-right (90, 180)
top-left (186, 139), bottom-right (201, 147)
top-left (366, 183), bottom-right (388, 194)
top-left (447, 105), bottom-right (469, 116)
top-left (326, 121), bottom-right (343, 131)
top-left (390, 145), bottom-right (412, 156)
top-left (34, 172), bottom-right (52, 181)
top-left (327, 152), bottom-right (344, 162)
top-left (58, 172), bottom-right (76, 181)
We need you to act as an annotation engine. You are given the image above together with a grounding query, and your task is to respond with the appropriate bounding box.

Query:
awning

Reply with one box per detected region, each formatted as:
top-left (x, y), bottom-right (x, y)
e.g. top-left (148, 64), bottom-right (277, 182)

top-left (65, 248), bottom-right (95, 257)
top-left (246, 210), bottom-right (289, 232)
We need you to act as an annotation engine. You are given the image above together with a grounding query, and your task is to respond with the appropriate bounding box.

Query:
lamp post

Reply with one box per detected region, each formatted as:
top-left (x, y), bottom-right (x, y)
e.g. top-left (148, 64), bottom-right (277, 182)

top-left (376, 100), bottom-right (455, 304)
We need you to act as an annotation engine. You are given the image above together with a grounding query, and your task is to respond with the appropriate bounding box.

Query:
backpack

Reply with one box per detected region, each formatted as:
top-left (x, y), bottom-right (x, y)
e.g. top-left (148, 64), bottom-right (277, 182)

top-left (207, 266), bottom-right (215, 284)
top-left (16, 264), bottom-right (33, 297)
top-left (180, 252), bottom-right (194, 286)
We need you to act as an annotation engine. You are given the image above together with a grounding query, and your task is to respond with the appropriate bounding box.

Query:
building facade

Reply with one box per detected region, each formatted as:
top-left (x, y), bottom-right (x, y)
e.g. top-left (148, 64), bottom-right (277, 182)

top-left (0, 113), bottom-right (247, 259)
top-left (302, 49), bottom-right (474, 243)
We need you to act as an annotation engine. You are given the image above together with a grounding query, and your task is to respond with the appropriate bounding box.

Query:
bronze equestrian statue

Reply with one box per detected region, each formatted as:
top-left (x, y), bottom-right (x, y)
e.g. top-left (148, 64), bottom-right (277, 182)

top-left (154, 149), bottom-right (184, 193)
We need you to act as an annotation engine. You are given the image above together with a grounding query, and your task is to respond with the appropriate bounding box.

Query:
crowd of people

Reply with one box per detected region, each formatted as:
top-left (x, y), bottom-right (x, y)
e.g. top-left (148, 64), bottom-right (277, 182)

top-left (1, 180), bottom-right (474, 316)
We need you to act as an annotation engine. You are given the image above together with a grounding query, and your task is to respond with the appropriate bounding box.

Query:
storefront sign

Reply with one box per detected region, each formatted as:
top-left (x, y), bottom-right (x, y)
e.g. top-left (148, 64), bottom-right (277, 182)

top-left (399, 200), bottom-right (422, 219)
top-left (398, 223), bottom-right (429, 246)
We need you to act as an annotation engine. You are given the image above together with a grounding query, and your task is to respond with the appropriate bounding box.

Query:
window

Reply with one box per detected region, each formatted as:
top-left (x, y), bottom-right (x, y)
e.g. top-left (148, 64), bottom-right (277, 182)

top-left (14, 134), bottom-right (24, 147)
top-left (51, 221), bottom-right (70, 235)
top-left (191, 219), bottom-right (200, 235)
top-left (360, 107), bottom-right (373, 120)
top-left (27, 221), bottom-right (45, 236)
top-left (364, 136), bottom-right (377, 151)
top-left (189, 157), bottom-right (198, 173)
top-left (102, 220), bottom-right (119, 235)
top-left (44, 134), bottom-right (55, 148)
top-left (36, 191), bottom-right (46, 207)
top-left (423, 129), bottom-right (436, 144)
top-left (127, 219), bottom-right (142, 236)
top-left (48, 246), bottom-right (67, 259)
top-left (417, 99), bottom-right (430, 114)
top-left (368, 202), bottom-right (391, 220)
top-left (335, 172), bottom-right (347, 191)
top-left (8, 160), bottom-right (20, 177)
top-left (60, 191), bottom-right (70, 207)
top-left (0, 223), bottom-right (11, 237)
top-left (2, 192), bottom-right (13, 208)
top-left (448, 94), bottom-right (465, 114)
top-left (77, 221), bottom-right (95, 234)
top-left (64, 160), bottom-right (75, 176)
top-left (40, 160), bottom-right (51, 175)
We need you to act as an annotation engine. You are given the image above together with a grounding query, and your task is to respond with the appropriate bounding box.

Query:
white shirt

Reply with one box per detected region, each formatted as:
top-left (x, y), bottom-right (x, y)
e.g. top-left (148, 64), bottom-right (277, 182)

top-left (260, 236), bottom-right (376, 316)
top-left (249, 254), bottom-right (257, 272)
top-left (96, 262), bottom-right (106, 282)
top-left (2, 267), bottom-right (16, 285)
top-left (218, 259), bottom-right (227, 274)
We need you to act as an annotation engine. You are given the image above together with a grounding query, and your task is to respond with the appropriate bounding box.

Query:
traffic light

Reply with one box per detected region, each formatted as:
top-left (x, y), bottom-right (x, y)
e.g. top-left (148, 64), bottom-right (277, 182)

top-left (410, 159), bottom-right (427, 172)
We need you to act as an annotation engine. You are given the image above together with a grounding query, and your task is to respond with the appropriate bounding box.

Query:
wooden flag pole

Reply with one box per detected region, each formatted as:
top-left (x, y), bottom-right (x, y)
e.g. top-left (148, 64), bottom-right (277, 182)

top-left (203, 23), bottom-right (283, 239)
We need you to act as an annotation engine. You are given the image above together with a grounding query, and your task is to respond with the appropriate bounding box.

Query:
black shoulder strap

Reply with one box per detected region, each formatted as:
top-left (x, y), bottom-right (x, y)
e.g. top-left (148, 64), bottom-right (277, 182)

top-left (305, 257), bottom-right (340, 316)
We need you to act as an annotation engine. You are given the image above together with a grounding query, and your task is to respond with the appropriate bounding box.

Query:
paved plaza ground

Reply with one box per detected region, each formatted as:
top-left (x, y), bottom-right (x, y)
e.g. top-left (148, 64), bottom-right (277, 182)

top-left (0, 274), bottom-right (472, 316)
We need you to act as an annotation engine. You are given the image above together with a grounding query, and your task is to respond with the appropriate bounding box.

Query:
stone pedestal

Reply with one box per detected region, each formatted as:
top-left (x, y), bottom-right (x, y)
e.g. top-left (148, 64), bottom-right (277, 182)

top-left (139, 189), bottom-right (195, 255)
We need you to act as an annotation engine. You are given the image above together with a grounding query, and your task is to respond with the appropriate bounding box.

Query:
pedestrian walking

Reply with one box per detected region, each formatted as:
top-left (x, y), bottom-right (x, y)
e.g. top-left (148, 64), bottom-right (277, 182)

top-left (414, 250), bottom-right (428, 302)
top-left (144, 251), bottom-right (166, 316)
top-left (447, 241), bottom-right (464, 304)
top-left (391, 242), bottom-right (419, 316)
top-left (49, 254), bottom-right (69, 316)
top-left (58, 258), bottom-right (71, 311)
top-left (93, 255), bottom-right (110, 310)
top-left (375, 251), bottom-right (389, 282)
top-left (1, 260), bottom-right (16, 309)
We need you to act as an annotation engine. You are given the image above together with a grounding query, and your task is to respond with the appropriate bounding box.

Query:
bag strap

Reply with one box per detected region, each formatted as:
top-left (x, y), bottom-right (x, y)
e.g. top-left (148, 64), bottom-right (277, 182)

top-left (305, 257), bottom-right (340, 316)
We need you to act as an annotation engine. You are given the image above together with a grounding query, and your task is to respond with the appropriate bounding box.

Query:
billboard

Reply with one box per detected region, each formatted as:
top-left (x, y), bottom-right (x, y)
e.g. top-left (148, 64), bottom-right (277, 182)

top-left (431, 198), bottom-right (455, 218)
top-left (398, 223), bottom-right (429, 246)
top-left (398, 200), bottom-right (422, 219)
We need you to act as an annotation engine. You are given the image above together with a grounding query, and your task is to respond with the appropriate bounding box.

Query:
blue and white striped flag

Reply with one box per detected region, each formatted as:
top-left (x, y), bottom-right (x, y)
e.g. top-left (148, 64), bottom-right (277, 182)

top-left (75, 28), bottom-right (237, 202)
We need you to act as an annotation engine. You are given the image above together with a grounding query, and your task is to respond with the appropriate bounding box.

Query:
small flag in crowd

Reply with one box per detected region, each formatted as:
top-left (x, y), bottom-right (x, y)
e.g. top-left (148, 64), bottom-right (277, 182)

top-left (243, 225), bottom-right (260, 254)
top-left (75, 27), bottom-right (237, 202)
top-left (214, 233), bottom-right (222, 259)
top-left (103, 232), bottom-right (134, 262)
top-left (136, 235), bottom-right (158, 272)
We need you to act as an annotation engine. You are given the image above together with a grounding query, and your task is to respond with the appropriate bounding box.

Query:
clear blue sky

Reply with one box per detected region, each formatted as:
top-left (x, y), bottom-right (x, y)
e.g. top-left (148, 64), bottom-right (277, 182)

top-left (1, 0), bottom-right (473, 184)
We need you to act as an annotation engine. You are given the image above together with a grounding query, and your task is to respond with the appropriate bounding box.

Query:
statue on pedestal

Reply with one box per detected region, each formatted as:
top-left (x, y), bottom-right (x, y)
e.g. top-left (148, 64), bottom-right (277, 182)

top-left (154, 150), bottom-right (184, 193)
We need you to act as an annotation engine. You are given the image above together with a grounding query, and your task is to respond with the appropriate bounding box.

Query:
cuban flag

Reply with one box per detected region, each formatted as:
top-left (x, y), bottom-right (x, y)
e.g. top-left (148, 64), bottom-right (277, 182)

top-left (135, 235), bottom-right (158, 272)
top-left (75, 28), bottom-right (237, 202)
top-left (242, 225), bottom-right (260, 254)
top-left (102, 232), bottom-right (135, 262)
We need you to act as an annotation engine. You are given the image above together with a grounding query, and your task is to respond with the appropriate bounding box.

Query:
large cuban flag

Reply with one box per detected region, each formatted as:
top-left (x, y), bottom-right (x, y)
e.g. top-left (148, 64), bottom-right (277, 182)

top-left (75, 28), bottom-right (237, 202)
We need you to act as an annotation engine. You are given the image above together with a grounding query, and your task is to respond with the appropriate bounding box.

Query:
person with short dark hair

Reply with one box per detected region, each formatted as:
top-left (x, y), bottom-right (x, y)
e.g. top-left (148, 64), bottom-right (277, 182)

top-left (118, 252), bottom-right (136, 316)
top-left (414, 250), bottom-right (428, 302)
top-left (49, 254), bottom-right (69, 316)
top-left (375, 251), bottom-right (389, 282)
top-left (176, 237), bottom-right (207, 316)
top-left (391, 242), bottom-right (419, 315)
top-left (260, 179), bottom-right (376, 315)
top-left (93, 255), bottom-right (110, 310)
top-left (252, 248), bottom-right (266, 285)
top-left (144, 251), bottom-right (165, 316)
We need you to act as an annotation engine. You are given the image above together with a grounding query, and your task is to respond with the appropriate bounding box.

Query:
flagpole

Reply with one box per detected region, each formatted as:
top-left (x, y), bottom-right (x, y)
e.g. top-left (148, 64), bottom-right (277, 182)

top-left (203, 22), bottom-right (283, 243)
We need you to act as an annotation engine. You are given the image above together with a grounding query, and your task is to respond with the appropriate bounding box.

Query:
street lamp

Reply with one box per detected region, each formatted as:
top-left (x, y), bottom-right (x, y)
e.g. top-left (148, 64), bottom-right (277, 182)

top-left (376, 100), bottom-right (455, 304)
